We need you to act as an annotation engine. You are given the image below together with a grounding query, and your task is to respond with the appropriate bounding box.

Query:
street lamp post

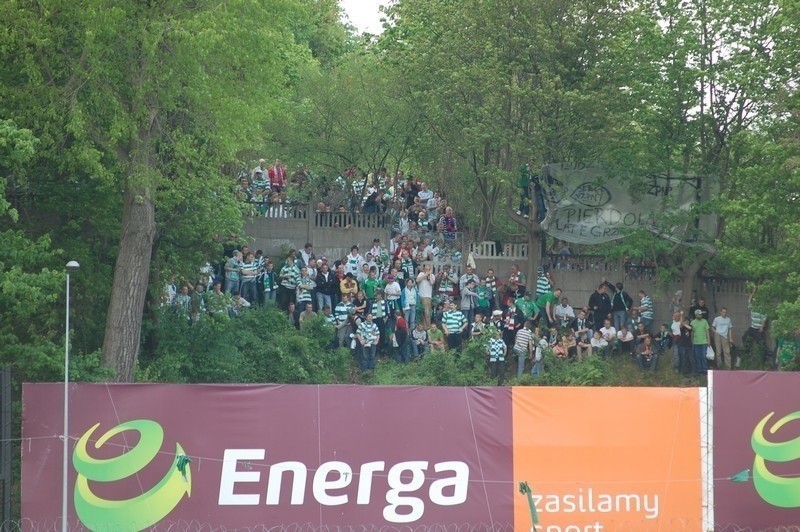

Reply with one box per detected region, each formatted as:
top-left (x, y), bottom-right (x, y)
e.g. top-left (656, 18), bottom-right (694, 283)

top-left (63, 260), bottom-right (79, 532)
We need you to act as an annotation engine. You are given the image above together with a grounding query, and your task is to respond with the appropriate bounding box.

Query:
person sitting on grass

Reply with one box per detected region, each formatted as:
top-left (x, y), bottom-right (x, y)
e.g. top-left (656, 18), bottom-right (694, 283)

top-left (617, 324), bottom-right (635, 355)
top-left (636, 335), bottom-right (658, 371)
top-left (590, 330), bottom-right (610, 358)
top-left (411, 321), bottom-right (429, 358)
top-left (428, 322), bottom-right (445, 351)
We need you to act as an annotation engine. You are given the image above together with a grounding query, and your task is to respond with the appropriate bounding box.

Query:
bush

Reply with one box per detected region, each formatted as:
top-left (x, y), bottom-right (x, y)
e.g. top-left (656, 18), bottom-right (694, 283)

top-left (139, 306), bottom-right (353, 384)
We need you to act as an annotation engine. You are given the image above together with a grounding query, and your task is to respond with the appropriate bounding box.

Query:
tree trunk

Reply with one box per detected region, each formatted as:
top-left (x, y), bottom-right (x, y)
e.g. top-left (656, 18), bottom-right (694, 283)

top-left (526, 227), bottom-right (542, 293)
top-left (101, 186), bottom-right (156, 381)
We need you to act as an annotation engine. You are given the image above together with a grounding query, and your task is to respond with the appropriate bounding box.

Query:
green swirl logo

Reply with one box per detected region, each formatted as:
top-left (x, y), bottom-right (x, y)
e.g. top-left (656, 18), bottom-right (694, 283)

top-left (73, 420), bottom-right (191, 531)
top-left (751, 411), bottom-right (800, 507)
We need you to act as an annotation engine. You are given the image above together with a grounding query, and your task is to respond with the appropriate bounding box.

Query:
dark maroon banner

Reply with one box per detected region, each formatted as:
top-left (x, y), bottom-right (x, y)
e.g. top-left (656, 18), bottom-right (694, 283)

top-left (23, 384), bottom-right (514, 530)
top-left (713, 371), bottom-right (800, 528)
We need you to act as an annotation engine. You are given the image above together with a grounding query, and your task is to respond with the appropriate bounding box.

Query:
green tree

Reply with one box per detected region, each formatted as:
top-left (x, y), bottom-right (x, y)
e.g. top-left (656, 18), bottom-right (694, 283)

top-left (0, 0), bottom-right (314, 380)
top-left (273, 52), bottom-right (422, 183)
top-left (382, 0), bottom-right (634, 280)
top-left (599, 0), bottom-right (800, 299)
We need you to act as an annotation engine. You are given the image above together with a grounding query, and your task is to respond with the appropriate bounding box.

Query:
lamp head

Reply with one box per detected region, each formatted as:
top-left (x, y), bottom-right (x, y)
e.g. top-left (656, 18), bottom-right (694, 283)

top-left (66, 261), bottom-right (80, 273)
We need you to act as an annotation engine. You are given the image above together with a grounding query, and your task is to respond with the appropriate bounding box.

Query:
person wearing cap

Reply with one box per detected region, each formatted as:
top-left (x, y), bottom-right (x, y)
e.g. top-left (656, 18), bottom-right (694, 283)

top-left (490, 309), bottom-right (505, 330)
top-left (690, 309), bottom-right (711, 374)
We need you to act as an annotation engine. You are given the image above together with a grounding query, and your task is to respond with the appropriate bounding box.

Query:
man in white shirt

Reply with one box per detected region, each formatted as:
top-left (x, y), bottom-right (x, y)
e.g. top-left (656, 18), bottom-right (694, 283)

top-left (712, 307), bottom-right (734, 370)
top-left (344, 245), bottom-right (364, 277)
top-left (416, 264), bottom-right (436, 327)
top-left (554, 297), bottom-right (575, 328)
top-left (300, 242), bottom-right (316, 268)
top-left (599, 318), bottom-right (617, 351)
top-left (418, 182), bottom-right (434, 204)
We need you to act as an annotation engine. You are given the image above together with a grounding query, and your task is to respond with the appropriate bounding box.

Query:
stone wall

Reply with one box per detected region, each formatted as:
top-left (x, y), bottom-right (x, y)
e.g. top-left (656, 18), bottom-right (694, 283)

top-left (245, 206), bottom-right (392, 262)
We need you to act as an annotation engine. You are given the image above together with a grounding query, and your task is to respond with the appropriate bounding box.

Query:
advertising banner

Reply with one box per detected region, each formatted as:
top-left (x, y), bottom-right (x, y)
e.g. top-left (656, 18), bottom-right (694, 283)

top-left (22, 384), bottom-right (515, 530)
top-left (540, 164), bottom-right (711, 245)
top-left (512, 387), bottom-right (703, 530)
top-left (22, 384), bottom-right (703, 531)
top-left (713, 371), bottom-right (800, 529)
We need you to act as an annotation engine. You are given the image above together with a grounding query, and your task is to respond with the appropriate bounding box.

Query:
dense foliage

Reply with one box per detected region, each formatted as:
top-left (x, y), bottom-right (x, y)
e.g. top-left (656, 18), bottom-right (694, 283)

top-left (0, 0), bottom-right (798, 386)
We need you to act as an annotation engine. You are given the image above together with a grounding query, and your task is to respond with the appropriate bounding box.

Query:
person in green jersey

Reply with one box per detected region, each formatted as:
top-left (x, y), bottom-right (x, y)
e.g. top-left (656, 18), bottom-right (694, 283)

top-left (514, 292), bottom-right (539, 321)
top-left (690, 309), bottom-right (711, 374)
top-left (535, 288), bottom-right (562, 328)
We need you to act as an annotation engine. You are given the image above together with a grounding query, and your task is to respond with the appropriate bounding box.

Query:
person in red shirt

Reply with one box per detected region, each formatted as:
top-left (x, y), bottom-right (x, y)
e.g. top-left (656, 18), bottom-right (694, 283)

top-left (268, 158), bottom-right (286, 192)
top-left (393, 309), bottom-right (410, 363)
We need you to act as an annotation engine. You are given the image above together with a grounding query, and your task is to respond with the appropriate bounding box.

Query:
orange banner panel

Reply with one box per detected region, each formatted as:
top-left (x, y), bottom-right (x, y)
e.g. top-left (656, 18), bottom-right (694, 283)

top-left (512, 387), bottom-right (702, 531)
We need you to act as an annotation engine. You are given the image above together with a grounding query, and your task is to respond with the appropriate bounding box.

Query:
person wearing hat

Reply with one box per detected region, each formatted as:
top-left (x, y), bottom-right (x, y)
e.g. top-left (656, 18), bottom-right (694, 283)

top-left (690, 308), bottom-right (711, 374)
top-left (490, 309), bottom-right (505, 329)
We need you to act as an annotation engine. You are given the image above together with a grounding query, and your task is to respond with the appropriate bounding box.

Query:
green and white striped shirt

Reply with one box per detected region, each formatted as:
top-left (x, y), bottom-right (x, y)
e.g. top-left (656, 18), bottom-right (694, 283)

top-left (487, 338), bottom-right (506, 362)
top-left (442, 310), bottom-right (466, 334)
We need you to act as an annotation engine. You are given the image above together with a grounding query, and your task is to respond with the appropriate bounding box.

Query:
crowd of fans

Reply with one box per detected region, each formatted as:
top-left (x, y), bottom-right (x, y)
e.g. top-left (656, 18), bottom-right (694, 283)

top-left (236, 159), bottom-right (455, 224)
top-left (162, 159), bottom-right (774, 382)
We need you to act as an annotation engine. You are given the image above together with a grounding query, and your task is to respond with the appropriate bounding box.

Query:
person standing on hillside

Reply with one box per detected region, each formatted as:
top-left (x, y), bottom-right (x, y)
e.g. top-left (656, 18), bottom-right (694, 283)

top-left (588, 283), bottom-right (612, 332)
top-left (277, 253), bottom-right (300, 310)
top-left (534, 266), bottom-right (552, 297)
top-left (442, 301), bottom-right (468, 351)
top-left (635, 290), bottom-right (655, 332)
top-left (603, 279), bottom-right (633, 332)
top-left (224, 250), bottom-right (242, 294)
top-left (416, 264), bottom-right (435, 327)
top-left (535, 288), bottom-right (562, 328)
top-left (690, 309), bottom-right (711, 375)
top-left (712, 307), bottom-right (734, 370)
top-left (268, 158), bottom-right (286, 192)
